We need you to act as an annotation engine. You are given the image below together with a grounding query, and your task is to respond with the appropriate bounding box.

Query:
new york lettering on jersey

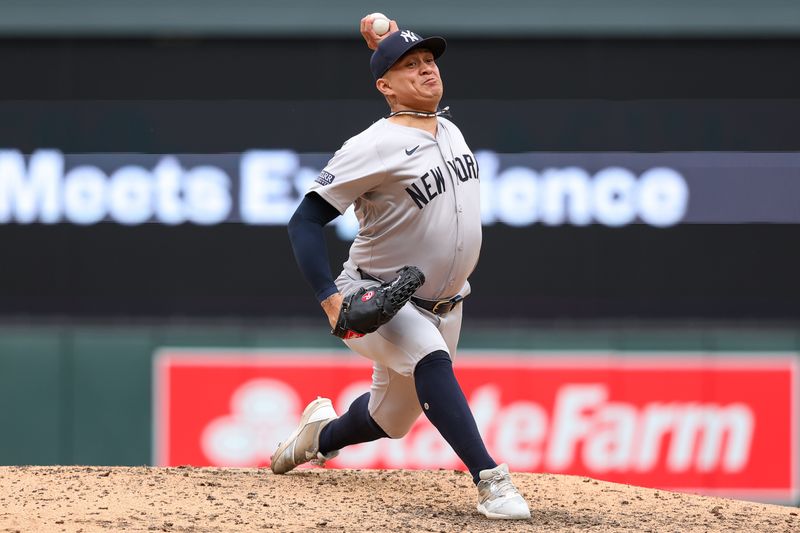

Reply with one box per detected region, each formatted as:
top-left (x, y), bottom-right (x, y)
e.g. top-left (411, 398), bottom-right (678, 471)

top-left (406, 153), bottom-right (479, 209)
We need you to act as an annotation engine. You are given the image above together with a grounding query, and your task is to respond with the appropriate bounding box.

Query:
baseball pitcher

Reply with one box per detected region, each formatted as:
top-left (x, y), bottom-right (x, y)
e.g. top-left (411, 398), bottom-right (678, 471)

top-left (271, 15), bottom-right (531, 520)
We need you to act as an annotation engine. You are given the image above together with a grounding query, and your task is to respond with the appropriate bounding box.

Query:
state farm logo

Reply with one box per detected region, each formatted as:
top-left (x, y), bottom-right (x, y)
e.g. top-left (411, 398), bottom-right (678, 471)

top-left (155, 353), bottom-right (797, 501)
top-left (200, 379), bottom-right (302, 466)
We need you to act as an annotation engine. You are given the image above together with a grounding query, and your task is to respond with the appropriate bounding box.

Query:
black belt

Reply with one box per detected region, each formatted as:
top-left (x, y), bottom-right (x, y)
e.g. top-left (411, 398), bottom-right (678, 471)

top-left (358, 269), bottom-right (465, 316)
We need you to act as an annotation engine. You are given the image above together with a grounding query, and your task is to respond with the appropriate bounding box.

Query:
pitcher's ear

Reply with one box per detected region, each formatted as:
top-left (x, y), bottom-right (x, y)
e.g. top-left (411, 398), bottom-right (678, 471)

top-left (376, 77), bottom-right (393, 98)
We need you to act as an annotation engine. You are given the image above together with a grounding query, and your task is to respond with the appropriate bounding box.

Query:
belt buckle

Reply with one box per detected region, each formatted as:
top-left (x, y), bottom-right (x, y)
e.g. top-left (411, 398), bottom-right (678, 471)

top-left (432, 295), bottom-right (463, 315)
top-left (431, 300), bottom-right (448, 315)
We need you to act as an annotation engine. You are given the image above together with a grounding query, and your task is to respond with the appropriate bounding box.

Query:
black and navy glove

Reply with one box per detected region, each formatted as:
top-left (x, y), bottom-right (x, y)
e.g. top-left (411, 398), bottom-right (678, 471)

top-left (332, 266), bottom-right (426, 339)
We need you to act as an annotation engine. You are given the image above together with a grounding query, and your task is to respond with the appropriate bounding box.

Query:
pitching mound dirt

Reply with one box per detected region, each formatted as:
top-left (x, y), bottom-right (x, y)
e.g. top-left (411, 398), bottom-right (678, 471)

top-left (0, 466), bottom-right (797, 532)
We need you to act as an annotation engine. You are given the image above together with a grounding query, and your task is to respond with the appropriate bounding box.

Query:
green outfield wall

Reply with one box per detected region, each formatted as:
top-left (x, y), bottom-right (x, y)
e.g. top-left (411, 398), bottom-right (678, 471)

top-left (0, 321), bottom-right (797, 466)
top-left (1, 0), bottom-right (800, 37)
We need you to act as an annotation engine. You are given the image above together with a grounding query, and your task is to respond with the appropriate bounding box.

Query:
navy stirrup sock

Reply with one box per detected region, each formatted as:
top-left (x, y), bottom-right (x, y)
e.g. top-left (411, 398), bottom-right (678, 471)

top-left (414, 350), bottom-right (497, 484)
top-left (318, 392), bottom-right (389, 455)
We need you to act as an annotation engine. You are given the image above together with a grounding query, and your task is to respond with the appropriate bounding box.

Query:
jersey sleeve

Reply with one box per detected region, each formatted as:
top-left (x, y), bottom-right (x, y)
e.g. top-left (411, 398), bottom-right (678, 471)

top-left (308, 137), bottom-right (387, 214)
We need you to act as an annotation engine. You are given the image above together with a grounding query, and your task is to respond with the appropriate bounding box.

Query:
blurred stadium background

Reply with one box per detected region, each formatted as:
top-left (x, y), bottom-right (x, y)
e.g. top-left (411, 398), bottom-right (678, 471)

top-left (1, 0), bottom-right (799, 504)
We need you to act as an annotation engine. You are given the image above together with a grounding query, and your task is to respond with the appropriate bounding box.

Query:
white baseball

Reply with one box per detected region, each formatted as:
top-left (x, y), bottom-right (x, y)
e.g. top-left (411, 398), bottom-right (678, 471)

top-left (370, 14), bottom-right (390, 36)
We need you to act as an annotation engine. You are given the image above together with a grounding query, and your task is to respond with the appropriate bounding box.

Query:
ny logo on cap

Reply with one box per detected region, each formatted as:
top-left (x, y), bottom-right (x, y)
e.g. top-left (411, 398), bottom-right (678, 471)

top-left (400, 31), bottom-right (420, 43)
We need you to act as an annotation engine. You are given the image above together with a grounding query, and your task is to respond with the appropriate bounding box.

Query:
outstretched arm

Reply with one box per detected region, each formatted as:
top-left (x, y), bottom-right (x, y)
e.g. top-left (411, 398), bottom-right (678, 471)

top-left (360, 13), bottom-right (399, 50)
top-left (287, 192), bottom-right (344, 328)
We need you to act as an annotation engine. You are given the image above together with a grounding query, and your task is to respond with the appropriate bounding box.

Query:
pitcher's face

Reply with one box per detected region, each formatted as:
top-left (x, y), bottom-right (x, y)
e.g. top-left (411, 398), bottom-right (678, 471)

top-left (378, 48), bottom-right (443, 111)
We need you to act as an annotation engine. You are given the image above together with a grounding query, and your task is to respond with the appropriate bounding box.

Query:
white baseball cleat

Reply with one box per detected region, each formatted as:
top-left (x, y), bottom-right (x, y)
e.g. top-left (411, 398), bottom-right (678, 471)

top-left (476, 463), bottom-right (531, 520)
top-left (270, 397), bottom-right (339, 475)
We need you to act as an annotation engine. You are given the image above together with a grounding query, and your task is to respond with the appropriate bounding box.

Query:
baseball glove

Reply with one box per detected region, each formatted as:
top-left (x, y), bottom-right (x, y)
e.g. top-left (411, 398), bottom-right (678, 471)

top-left (332, 266), bottom-right (426, 339)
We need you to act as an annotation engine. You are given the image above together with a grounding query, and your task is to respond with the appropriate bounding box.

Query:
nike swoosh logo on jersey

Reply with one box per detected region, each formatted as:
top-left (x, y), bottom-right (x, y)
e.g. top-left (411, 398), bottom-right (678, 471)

top-left (405, 145), bottom-right (420, 156)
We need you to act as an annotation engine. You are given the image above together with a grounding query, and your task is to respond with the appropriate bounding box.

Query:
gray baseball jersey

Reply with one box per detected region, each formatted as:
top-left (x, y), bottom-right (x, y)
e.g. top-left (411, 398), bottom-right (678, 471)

top-left (309, 117), bottom-right (481, 301)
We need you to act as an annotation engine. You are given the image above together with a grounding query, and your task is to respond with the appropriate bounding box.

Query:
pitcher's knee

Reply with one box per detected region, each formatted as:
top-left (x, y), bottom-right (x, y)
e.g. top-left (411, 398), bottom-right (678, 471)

top-left (381, 418), bottom-right (416, 439)
top-left (385, 428), bottom-right (410, 439)
top-left (414, 350), bottom-right (451, 376)
top-left (371, 411), bottom-right (419, 439)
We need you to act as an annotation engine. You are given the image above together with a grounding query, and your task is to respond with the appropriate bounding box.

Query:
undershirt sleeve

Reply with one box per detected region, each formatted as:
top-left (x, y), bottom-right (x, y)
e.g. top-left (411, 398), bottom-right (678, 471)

top-left (287, 192), bottom-right (342, 302)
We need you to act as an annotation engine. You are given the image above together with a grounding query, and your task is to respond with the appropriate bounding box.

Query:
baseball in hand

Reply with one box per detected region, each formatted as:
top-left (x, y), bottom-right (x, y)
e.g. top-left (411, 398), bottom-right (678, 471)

top-left (370, 13), bottom-right (391, 36)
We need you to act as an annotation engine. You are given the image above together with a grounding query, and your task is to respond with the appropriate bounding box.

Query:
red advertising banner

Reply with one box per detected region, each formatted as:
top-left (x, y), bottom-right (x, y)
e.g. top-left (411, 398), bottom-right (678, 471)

top-left (153, 351), bottom-right (798, 502)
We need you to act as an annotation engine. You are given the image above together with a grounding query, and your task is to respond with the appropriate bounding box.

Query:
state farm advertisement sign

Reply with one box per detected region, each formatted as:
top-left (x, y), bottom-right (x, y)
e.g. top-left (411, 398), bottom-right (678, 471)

top-left (153, 351), bottom-right (798, 501)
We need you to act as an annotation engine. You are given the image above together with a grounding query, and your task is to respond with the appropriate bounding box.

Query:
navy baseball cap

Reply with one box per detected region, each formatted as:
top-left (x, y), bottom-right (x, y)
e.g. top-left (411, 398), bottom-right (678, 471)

top-left (370, 30), bottom-right (447, 80)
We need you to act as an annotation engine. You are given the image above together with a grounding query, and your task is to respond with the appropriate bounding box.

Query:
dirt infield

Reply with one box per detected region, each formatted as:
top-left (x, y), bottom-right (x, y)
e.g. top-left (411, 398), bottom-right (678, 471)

top-left (0, 466), bottom-right (797, 532)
